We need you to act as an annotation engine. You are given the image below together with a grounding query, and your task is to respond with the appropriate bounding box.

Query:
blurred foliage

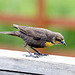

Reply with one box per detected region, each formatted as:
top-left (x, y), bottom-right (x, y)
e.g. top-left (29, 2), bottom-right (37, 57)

top-left (0, 0), bottom-right (75, 17)
top-left (0, 0), bottom-right (37, 16)
top-left (45, 0), bottom-right (75, 17)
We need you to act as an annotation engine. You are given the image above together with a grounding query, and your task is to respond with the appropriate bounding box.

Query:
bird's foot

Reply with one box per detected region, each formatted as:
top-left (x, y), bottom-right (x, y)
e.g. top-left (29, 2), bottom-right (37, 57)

top-left (38, 53), bottom-right (48, 56)
top-left (24, 53), bottom-right (39, 58)
top-left (33, 52), bottom-right (48, 56)
top-left (23, 52), bottom-right (48, 58)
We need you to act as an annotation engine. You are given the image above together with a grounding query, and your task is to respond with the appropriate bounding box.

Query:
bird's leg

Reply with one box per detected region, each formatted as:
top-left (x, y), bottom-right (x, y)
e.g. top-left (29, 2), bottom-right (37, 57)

top-left (24, 44), bottom-right (39, 58)
top-left (30, 46), bottom-right (41, 54)
top-left (30, 46), bottom-right (48, 56)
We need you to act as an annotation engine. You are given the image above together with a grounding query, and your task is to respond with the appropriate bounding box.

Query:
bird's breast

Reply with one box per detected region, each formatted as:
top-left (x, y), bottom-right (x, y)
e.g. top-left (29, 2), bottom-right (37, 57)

top-left (45, 42), bottom-right (54, 47)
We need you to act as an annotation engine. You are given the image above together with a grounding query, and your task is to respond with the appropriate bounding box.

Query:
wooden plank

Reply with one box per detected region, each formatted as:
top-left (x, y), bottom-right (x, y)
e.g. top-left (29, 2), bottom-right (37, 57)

top-left (0, 49), bottom-right (75, 75)
top-left (0, 14), bottom-right (75, 28)
top-left (0, 14), bottom-right (35, 24)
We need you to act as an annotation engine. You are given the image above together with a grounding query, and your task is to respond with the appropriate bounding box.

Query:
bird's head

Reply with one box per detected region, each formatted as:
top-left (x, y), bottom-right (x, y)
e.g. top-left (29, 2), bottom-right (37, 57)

top-left (51, 32), bottom-right (66, 46)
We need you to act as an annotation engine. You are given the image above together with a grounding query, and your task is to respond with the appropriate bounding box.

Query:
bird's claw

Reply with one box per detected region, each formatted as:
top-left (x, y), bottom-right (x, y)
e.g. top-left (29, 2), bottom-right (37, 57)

top-left (23, 52), bottom-right (48, 58)
top-left (24, 53), bottom-right (39, 58)
top-left (32, 52), bottom-right (48, 56)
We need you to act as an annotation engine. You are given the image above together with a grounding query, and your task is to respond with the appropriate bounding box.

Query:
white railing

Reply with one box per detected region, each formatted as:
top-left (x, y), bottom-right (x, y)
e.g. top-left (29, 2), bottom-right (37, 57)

top-left (0, 49), bottom-right (75, 75)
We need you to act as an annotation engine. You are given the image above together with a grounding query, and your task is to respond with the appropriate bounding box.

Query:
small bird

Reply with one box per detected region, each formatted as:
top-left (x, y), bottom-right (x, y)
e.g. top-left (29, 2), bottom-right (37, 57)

top-left (0, 24), bottom-right (66, 57)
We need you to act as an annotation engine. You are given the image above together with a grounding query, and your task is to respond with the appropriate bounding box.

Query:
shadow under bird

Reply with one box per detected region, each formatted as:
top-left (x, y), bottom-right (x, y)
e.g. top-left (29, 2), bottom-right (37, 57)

top-left (0, 24), bottom-right (66, 57)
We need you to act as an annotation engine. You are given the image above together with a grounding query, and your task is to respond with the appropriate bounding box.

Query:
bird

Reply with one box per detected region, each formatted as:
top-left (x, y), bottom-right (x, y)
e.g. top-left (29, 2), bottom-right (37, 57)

top-left (0, 24), bottom-right (66, 57)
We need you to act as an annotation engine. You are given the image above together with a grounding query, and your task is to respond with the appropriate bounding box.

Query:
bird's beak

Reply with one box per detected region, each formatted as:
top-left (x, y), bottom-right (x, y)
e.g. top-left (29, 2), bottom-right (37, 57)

top-left (60, 40), bottom-right (67, 46)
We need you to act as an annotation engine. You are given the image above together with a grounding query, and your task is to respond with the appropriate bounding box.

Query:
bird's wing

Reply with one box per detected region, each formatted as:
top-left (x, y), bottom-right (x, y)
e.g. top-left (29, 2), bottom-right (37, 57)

top-left (13, 24), bottom-right (47, 40)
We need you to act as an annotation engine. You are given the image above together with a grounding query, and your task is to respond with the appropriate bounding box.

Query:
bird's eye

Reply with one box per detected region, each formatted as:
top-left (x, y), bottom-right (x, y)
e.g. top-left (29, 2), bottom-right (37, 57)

top-left (56, 39), bottom-right (61, 41)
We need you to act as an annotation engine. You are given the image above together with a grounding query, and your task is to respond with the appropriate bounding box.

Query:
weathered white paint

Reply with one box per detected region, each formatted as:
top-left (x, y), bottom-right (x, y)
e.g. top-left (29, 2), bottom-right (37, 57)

top-left (0, 49), bottom-right (75, 75)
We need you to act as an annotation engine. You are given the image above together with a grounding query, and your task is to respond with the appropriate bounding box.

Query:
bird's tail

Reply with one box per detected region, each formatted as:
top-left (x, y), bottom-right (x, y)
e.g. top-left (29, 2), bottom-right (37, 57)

top-left (0, 31), bottom-right (20, 37)
top-left (0, 32), bottom-right (12, 34)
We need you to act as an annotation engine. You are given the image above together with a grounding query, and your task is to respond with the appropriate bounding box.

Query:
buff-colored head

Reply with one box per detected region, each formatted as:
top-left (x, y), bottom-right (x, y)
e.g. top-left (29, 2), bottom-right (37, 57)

top-left (51, 32), bottom-right (66, 46)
